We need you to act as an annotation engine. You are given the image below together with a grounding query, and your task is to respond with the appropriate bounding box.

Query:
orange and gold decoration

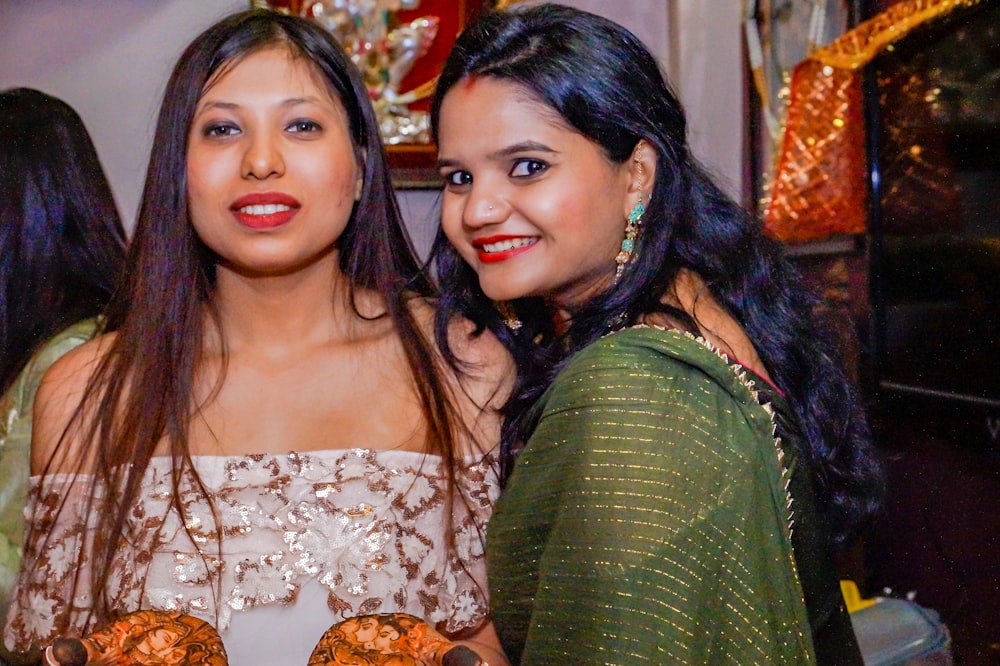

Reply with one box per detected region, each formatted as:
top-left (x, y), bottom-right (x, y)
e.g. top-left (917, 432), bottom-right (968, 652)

top-left (308, 613), bottom-right (485, 665)
top-left (33, 610), bottom-right (484, 665)
top-left (759, 0), bottom-right (985, 243)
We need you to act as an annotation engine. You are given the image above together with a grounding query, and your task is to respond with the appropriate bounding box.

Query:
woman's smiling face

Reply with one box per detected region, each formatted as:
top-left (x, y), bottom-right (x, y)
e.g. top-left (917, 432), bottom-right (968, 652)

top-left (436, 76), bottom-right (636, 309)
top-left (186, 45), bottom-right (361, 279)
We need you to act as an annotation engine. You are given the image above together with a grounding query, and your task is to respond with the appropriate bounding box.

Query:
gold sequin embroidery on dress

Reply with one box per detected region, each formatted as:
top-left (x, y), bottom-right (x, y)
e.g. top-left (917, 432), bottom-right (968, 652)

top-left (4, 449), bottom-right (498, 651)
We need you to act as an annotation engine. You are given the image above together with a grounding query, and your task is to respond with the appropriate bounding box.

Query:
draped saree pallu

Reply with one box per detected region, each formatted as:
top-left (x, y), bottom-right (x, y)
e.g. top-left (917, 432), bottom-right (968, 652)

top-left (486, 326), bottom-right (842, 665)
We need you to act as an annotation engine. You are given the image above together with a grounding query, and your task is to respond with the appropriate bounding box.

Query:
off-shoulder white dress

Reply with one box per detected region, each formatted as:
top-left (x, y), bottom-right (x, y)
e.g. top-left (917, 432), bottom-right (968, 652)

top-left (4, 448), bottom-right (497, 665)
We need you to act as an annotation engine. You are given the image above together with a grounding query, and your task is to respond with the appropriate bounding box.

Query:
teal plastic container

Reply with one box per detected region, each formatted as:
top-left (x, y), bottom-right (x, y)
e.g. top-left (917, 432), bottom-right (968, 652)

top-left (850, 598), bottom-right (953, 665)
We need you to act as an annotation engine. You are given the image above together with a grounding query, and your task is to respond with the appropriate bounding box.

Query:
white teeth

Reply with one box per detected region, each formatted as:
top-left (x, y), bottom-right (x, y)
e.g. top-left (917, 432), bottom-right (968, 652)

top-left (481, 238), bottom-right (537, 253)
top-left (238, 203), bottom-right (293, 215)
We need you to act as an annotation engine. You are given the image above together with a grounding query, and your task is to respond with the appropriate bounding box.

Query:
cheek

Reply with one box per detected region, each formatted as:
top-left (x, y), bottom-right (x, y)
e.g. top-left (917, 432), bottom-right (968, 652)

top-left (318, 163), bottom-right (350, 197)
top-left (533, 192), bottom-right (572, 222)
top-left (311, 144), bottom-right (360, 200)
top-left (560, 180), bottom-right (627, 246)
top-left (185, 162), bottom-right (228, 247)
top-left (440, 198), bottom-right (467, 246)
top-left (186, 151), bottom-right (224, 214)
top-left (185, 174), bottom-right (208, 228)
top-left (524, 185), bottom-right (593, 238)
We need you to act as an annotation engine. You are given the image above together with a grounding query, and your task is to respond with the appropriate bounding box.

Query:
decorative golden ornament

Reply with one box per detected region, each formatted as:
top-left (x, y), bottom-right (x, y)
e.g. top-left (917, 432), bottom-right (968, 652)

top-left (764, 0), bottom-right (985, 243)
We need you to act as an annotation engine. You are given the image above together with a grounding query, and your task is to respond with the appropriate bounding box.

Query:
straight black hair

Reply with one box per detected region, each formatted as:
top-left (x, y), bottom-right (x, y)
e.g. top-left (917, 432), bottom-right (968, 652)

top-left (0, 88), bottom-right (126, 393)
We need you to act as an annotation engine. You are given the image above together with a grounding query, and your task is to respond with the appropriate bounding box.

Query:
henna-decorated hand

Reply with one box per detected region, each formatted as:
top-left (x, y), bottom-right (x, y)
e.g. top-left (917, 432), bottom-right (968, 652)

top-left (40, 610), bottom-right (227, 665)
top-left (308, 613), bottom-right (487, 666)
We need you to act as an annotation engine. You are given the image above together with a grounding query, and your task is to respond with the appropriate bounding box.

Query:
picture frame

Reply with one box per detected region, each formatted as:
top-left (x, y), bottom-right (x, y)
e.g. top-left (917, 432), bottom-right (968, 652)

top-left (255, 0), bottom-right (494, 188)
top-left (387, 0), bottom-right (491, 188)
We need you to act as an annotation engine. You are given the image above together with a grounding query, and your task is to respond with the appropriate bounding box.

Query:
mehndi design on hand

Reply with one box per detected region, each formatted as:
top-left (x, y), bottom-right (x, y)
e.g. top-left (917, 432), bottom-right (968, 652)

top-left (41, 610), bottom-right (227, 665)
top-left (308, 613), bottom-right (486, 666)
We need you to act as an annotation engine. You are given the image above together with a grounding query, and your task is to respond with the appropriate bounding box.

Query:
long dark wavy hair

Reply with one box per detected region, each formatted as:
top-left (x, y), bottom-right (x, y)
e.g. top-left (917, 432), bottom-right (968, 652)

top-left (430, 4), bottom-right (881, 545)
top-left (0, 88), bottom-right (126, 394)
top-left (30, 9), bottom-right (473, 637)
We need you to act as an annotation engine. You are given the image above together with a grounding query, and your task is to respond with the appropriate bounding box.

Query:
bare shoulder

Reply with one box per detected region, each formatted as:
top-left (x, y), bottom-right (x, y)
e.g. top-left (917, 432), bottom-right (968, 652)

top-left (407, 297), bottom-right (515, 411)
top-left (31, 332), bottom-right (116, 475)
top-left (447, 315), bottom-right (515, 404)
top-left (400, 297), bottom-right (515, 458)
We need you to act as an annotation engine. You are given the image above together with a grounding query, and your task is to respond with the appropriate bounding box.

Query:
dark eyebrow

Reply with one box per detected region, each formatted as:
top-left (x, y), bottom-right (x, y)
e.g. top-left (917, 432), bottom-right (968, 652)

top-left (279, 96), bottom-right (324, 109)
top-left (488, 140), bottom-right (556, 159)
top-left (195, 97), bottom-right (325, 114)
top-left (197, 101), bottom-right (240, 113)
top-left (436, 140), bottom-right (558, 169)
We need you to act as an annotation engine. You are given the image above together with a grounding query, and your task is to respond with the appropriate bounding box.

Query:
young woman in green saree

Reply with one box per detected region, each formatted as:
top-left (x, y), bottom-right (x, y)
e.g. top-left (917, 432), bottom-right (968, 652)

top-left (429, 5), bottom-right (882, 664)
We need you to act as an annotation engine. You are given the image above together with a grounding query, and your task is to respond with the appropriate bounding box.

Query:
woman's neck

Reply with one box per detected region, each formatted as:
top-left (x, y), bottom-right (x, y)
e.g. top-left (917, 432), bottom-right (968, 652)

top-left (206, 255), bottom-right (386, 358)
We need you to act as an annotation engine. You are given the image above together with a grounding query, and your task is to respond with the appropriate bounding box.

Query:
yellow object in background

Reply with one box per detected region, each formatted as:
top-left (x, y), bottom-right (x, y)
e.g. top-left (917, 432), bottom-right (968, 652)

top-left (841, 580), bottom-right (878, 613)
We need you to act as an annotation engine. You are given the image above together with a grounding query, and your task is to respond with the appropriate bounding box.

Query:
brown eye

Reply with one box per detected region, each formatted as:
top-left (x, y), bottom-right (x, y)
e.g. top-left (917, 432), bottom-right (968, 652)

top-left (510, 158), bottom-right (547, 177)
top-left (203, 122), bottom-right (240, 138)
top-left (442, 170), bottom-right (472, 187)
top-left (287, 119), bottom-right (321, 133)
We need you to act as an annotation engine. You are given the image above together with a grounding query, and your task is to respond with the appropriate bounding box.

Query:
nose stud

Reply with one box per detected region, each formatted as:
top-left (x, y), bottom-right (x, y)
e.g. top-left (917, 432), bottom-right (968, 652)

top-left (488, 204), bottom-right (494, 211)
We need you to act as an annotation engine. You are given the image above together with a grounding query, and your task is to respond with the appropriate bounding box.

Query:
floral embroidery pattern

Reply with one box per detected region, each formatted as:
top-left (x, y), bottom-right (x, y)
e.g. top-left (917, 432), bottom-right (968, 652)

top-left (5, 449), bottom-right (498, 651)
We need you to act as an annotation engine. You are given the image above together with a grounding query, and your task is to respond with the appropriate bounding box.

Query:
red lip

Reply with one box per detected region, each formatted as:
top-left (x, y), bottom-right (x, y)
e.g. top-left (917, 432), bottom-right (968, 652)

top-left (472, 235), bottom-right (538, 264)
top-left (230, 192), bottom-right (301, 230)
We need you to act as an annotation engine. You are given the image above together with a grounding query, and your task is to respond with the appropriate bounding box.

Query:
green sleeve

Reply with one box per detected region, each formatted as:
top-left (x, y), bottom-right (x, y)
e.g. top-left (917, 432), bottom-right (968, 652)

top-left (0, 319), bottom-right (100, 611)
top-left (489, 332), bottom-right (815, 665)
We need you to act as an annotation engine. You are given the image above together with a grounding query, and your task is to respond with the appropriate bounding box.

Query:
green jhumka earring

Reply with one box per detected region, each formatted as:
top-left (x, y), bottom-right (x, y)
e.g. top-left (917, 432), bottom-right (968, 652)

top-left (615, 145), bottom-right (646, 282)
top-left (615, 194), bottom-right (645, 281)
top-left (615, 199), bottom-right (646, 283)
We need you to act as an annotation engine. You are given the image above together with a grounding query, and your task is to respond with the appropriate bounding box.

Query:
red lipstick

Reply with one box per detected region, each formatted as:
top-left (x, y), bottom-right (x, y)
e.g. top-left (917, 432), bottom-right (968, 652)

top-left (472, 235), bottom-right (538, 264)
top-left (230, 192), bottom-right (300, 229)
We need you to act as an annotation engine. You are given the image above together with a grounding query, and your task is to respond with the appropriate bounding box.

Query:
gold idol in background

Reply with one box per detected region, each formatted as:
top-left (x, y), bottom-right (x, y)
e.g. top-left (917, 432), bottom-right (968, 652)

top-left (254, 0), bottom-right (439, 144)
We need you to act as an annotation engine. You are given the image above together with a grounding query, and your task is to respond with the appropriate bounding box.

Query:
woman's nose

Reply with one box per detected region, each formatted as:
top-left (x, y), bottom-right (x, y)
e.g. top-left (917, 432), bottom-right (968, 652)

top-left (241, 130), bottom-right (285, 180)
top-left (464, 189), bottom-right (508, 229)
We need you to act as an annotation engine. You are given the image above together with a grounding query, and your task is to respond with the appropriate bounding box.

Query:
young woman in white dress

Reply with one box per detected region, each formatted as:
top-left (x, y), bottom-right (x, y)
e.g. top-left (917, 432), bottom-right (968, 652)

top-left (2, 10), bottom-right (510, 666)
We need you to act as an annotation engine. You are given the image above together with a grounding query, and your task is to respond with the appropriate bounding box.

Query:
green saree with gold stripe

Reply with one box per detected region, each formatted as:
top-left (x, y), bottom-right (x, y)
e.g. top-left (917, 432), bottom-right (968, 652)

top-left (488, 327), bottom-right (857, 665)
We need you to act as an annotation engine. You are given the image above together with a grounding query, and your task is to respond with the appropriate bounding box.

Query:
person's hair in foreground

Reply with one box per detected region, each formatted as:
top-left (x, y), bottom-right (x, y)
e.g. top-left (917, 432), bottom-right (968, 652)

top-left (430, 3), bottom-right (882, 663)
top-left (4, 9), bottom-right (505, 664)
top-left (0, 88), bottom-right (126, 393)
